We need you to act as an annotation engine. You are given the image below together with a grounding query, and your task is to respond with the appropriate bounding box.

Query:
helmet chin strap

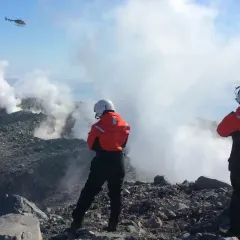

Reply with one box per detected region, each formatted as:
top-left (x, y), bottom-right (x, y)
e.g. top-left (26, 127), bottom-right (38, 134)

top-left (95, 113), bottom-right (101, 119)
top-left (235, 86), bottom-right (240, 104)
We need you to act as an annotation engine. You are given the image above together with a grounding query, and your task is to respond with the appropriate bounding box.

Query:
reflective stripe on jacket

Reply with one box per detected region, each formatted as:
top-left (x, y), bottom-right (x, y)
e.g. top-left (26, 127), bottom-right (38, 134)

top-left (87, 111), bottom-right (130, 151)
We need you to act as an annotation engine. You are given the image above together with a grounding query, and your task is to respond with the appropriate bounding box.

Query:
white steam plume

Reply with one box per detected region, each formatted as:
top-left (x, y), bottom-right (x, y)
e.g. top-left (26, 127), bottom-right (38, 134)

top-left (0, 61), bottom-right (21, 113)
top-left (72, 100), bottom-right (95, 140)
top-left (60, 0), bottom-right (240, 183)
top-left (14, 70), bottom-right (75, 139)
top-left (0, 63), bottom-right (93, 141)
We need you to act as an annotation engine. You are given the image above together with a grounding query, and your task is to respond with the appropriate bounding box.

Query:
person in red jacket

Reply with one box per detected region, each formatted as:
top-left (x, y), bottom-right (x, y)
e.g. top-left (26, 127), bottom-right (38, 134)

top-left (69, 99), bottom-right (130, 233)
top-left (217, 87), bottom-right (240, 237)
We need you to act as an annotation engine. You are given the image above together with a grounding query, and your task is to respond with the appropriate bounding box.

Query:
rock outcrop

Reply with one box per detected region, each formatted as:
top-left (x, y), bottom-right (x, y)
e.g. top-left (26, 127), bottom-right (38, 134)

top-left (194, 176), bottom-right (232, 191)
top-left (0, 194), bottom-right (48, 220)
top-left (0, 214), bottom-right (42, 240)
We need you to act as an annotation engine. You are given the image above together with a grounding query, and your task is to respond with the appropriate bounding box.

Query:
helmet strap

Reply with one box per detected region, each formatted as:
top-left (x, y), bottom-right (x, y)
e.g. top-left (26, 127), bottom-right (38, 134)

top-left (235, 86), bottom-right (240, 104)
top-left (95, 113), bottom-right (101, 119)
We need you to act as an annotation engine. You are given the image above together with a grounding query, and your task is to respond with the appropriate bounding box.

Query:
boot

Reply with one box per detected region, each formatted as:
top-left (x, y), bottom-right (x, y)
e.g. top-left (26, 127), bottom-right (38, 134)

top-left (102, 225), bottom-right (117, 232)
top-left (103, 217), bottom-right (118, 232)
top-left (65, 219), bottom-right (83, 234)
top-left (70, 220), bottom-right (83, 230)
top-left (226, 228), bottom-right (240, 238)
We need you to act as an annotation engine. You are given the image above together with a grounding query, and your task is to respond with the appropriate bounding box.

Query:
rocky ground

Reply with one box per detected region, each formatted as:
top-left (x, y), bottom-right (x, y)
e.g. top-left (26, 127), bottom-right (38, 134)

top-left (0, 176), bottom-right (236, 240)
top-left (40, 176), bottom-right (234, 240)
top-left (0, 98), bottom-right (238, 239)
top-left (0, 109), bottom-right (94, 207)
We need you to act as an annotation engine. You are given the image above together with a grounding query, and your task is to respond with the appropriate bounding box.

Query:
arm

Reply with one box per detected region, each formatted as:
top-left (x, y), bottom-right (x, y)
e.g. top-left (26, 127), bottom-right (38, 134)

top-left (217, 112), bottom-right (237, 137)
top-left (122, 135), bottom-right (129, 148)
top-left (122, 123), bottom-right (130, 148)
top-left (87, 125), bottom-right (98, 150)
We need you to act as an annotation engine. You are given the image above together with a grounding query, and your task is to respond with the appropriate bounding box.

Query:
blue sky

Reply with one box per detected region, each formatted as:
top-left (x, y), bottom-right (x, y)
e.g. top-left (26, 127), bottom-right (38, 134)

top-left (1, 0), bottom-right (239, 76)
top-left (0, 0), bottom-right (98, 98)
top-left (0, 1), bottom-right (72, 76)
top-left (0, 0), bottom-right (120, 99)
top-left (1, 0), bottom-right (240, 103)
top-left (0, 0), bottom-right (118, 76)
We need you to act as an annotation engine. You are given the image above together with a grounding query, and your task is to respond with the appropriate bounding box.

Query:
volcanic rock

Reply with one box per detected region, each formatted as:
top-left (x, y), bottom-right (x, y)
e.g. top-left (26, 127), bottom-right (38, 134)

top-left (0, 213), bottom-right (42, 240)
top-left (0, 194), bottom-right (48, 220)
top-left (194, 176), bottom-right (232, 191)
top-left (146, 216), bottom-right (163, 228)
top-left (154, 175), bottom-right (169, 186)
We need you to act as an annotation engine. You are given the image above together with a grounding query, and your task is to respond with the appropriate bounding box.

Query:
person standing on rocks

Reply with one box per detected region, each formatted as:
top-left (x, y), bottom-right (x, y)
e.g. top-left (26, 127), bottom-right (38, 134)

top-left (217, 86), bottom-right (240, 237)
top-left (68, 99), bottom-right (130, 233)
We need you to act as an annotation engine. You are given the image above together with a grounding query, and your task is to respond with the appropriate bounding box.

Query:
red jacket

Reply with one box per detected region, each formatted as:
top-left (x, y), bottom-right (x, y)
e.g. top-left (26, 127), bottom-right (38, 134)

top-left (87, 111), bottom-right (130, 152)
top-left (217, 107), bottom-right (240, 137)
top-left (217, 107), bottom-right (240, 172)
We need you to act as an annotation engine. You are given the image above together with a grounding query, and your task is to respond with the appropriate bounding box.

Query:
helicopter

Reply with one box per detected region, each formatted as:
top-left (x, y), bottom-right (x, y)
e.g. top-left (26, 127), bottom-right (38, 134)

top-left (5, 17), bottom-right (26, 27)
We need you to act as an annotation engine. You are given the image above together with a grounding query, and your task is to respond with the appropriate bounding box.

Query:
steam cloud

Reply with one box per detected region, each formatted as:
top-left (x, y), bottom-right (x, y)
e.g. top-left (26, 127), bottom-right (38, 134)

top-left (0, 63), bottom-right (93, 140)
top-left (61, 0), bottom-right (239, 183)
top-left (0, 61), bottom-right (21, 113)
top-left (1, 0), bottom-right (240, 184)
top-left (14, 70), bottom-right (75, 139)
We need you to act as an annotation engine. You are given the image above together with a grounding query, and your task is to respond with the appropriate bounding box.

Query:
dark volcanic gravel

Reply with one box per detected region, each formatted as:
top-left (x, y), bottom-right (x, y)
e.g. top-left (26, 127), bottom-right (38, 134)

top-left (36, 177), bottom-right (233, 240)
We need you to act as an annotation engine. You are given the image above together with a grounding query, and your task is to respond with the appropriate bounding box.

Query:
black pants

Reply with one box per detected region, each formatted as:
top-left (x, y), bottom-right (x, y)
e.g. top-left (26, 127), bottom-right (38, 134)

top-left (72, 151), bottom-right (125, 225)
top-left (229, 171), bottom-right (240, 235)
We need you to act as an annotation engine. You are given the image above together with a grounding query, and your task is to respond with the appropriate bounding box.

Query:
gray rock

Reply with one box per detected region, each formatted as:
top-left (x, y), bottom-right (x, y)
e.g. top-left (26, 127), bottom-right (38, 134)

top-left (134, 180), bottom-right (146, 185)
top-left (0, 194), bottom-right (48, 220)
top-left (126, 225), bottom-right (138, 234)
top-left (194, 176), bottom-right (232, 190)
top-left (157, 211), bottom-right (168, 220)
top-left (154, 175), bottom-right (169, 186)
top-left (183, 232), bottom-right (191, 238)
top-left (146, 216), bottom-right (163, 228)
top-left (0, 213), bottom-right (42, 240)
top-left (123, 189), bottom-right (131, 195)
top-left (175, 202), bottom-right (189, 211)
top-left (165, 209), bottom-right (177, 219)
top-left (216, 202), bottom-right (223, 208)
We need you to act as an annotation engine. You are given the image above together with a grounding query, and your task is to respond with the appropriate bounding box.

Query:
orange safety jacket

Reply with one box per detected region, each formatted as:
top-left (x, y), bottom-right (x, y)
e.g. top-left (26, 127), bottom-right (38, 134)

top-left (87, 111), bottom-right (130, 152)
top-left (217, 107), bottom-right (240, 172)
top-left (217, 107), bottom-right (240, 137)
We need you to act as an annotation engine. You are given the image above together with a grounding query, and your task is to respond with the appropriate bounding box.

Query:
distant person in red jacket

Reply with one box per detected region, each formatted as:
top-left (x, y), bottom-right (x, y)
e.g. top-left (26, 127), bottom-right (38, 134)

top-left (217, 87), bottom-right (240, 237)
top-left (69, 99), bottom-right (130, 233)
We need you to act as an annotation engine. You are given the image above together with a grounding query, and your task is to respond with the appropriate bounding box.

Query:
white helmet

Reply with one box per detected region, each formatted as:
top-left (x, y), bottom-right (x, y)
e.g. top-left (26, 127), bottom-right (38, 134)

top-left (235, 86), bottom-right (240, 104)
top-left (94, 99), bottom-right (115, 119)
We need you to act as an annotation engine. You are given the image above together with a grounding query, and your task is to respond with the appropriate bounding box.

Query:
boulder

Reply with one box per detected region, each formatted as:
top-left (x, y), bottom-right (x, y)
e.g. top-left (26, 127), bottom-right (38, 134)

top-left (0, 213), bottom-right (42, 240)
top-left (146, 216), bottom-right (163, 228)
top-left (194, 176), bottom-right (232, 190)
top-left (0, 194), bottom-right (48, 220)
top-left (154, 175), bottom-right (169, 186)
